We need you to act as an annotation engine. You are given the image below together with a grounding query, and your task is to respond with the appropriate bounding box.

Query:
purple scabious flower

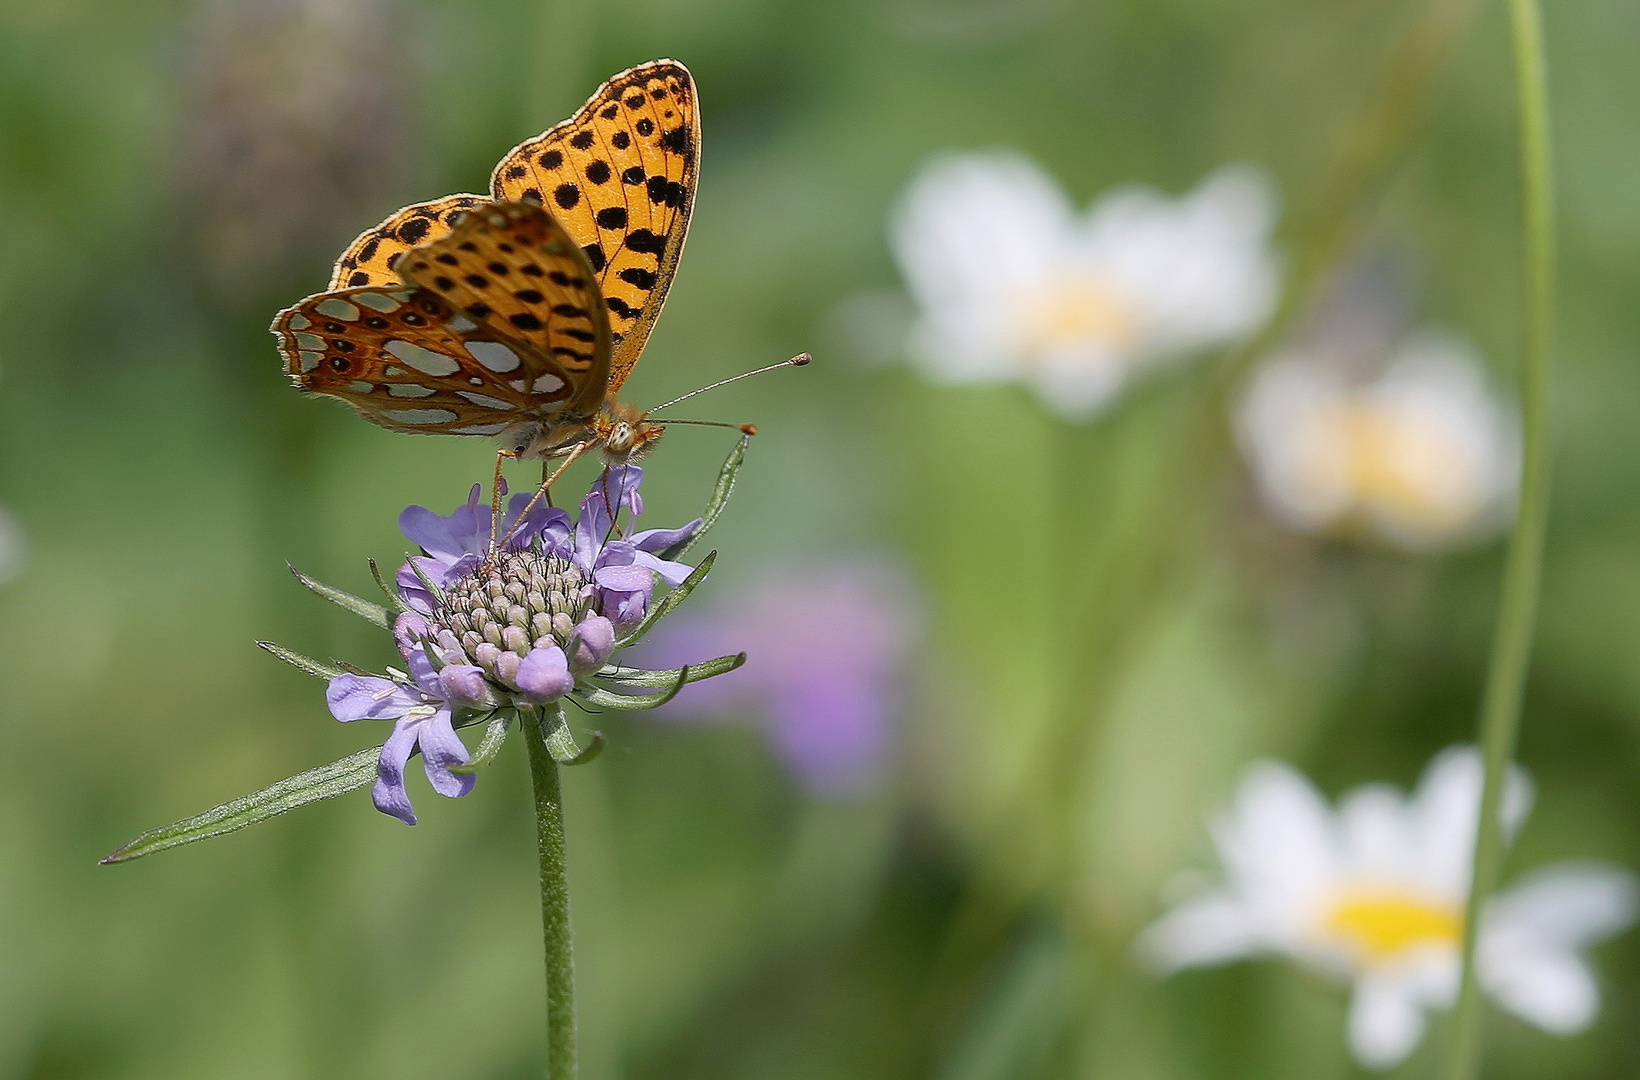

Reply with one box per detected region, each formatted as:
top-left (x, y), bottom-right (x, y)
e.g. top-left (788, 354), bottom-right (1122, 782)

top-left (635, 563), bottom-right (916, 795)
top-left (334, 466), bottom-right (701, 824)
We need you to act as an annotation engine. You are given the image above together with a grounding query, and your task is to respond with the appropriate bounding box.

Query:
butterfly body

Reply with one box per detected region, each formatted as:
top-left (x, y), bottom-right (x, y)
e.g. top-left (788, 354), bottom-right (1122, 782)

top-left (270, 60), bottom-right (698, 466)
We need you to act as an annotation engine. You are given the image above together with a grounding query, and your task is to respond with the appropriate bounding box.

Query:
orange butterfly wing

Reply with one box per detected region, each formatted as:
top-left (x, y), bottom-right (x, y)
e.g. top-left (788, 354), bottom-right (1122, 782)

top-left (270, 209), bottom-right (605, 439)
top-left (328, 194), bottom-right (490, 289)
top-left (392, 201), bottom-right (612, 416)
top-left (490, 59), bottom-right (699, 394)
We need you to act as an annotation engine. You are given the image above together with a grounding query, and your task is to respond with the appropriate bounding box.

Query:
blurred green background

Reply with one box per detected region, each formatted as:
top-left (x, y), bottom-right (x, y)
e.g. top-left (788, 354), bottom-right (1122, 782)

top-left (3, 0), bottom-right (1639, 1077)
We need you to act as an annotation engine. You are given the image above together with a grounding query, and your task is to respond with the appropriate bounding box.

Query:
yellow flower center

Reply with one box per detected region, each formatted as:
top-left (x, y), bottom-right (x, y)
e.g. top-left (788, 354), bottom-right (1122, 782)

top-left (1322, 890), bottom-right (1462, 962)
top-left (1017, 276), bottom-right (1138, 361)
top-left (1338, 403), bottom-right (1479, 537)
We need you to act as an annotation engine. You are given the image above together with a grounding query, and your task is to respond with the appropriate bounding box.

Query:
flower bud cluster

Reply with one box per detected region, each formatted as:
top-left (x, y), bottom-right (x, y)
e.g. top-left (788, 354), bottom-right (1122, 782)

top-left (430, 548), bottom-right (596, 683)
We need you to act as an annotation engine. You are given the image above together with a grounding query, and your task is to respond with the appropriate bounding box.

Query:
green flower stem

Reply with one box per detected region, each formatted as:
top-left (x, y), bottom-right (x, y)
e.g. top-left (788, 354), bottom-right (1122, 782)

top-left (1442, 0), bottom-right (1556, 1075)
top-left (525, 704), bottom-right (577, 1080)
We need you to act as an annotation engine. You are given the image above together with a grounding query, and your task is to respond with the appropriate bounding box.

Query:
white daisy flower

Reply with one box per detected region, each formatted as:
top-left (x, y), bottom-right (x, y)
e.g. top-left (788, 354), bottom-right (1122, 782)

top-left (890, 151), bottom-right (1279, 420)
top-left (1237, 329), bottom-right (1519, 549)
top-left (1137, 747), bottom-right (1637, 1070)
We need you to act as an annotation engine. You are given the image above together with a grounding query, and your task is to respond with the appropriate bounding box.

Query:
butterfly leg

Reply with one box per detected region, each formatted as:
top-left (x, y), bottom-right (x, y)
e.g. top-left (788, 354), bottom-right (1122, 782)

top-left (487, 447), bottom-right (520, 560)
top-left (496, 441), bottom-right (591, 551)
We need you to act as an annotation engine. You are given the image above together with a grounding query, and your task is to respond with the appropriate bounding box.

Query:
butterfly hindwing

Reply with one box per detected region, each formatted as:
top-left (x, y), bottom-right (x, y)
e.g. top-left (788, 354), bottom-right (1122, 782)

top-left (491, 58), bottom-right (698, 392)
top-left (271, 285), bottom-right (578, 437)
top-left (328, 194), bottom-right (490, 290)
top-left (391, 201), bottom-right (613, 416)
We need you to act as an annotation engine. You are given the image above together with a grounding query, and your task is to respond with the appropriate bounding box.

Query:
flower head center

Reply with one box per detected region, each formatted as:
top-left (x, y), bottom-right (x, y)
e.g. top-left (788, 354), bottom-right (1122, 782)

top-left (427, 549), bottom-right (595, 674)
top-left (1340, 403), bottom-right (1480, 534)
top-left (1017, 275), bottom-right (1138, 360)
top-left (1322, 889), bottom-right (1462, 963)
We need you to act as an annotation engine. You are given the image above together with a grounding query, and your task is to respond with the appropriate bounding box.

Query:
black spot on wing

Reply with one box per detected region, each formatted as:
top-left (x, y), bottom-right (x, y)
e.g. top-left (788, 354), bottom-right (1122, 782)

top-left (617, 267), bottom-right (657, 289)
top-left (581, 243), bottom-right (606, 271)
top-left (554, 184), bottom-right (580, 210)
top-left (625, 228), bottom-right (665, 255)
top-left (570, 131), bottom-right (595, 150)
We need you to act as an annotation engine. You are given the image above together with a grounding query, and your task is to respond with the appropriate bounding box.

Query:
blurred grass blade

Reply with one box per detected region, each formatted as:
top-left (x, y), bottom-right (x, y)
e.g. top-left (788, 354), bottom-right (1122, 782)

top-left (101, 747), bottom-right (380, 864)
top-left (576, 665), bottom-right (691, 711)
top-left (614, 550), bottom-right (715, 648)
top-left (597, 651), bottom-right (745, 687)
top-left (662, 433), bottom-right (748, 561)
top-left (449, 712), bottom-right (512, 775)
top-left (288, 564), bottom-right (391, 628)
top-left (257, 640), bottom-right (345, 680)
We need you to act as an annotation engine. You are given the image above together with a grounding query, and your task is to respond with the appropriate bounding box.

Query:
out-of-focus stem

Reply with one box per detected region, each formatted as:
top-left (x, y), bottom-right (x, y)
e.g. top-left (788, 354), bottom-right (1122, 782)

top-left (1441, 0), bottom-right (1556, 1074)
top-left (526, 705), bottom-right (577, 1080)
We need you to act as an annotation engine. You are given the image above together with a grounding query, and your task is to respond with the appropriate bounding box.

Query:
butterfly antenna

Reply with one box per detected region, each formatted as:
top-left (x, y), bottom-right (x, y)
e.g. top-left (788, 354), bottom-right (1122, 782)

top-left (647, 353), bottom-right (811, 414)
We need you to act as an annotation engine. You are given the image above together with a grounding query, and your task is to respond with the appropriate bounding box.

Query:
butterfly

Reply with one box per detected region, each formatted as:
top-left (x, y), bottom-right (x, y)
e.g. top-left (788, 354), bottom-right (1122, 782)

top-left (270, 59), bottom-right (699, 469)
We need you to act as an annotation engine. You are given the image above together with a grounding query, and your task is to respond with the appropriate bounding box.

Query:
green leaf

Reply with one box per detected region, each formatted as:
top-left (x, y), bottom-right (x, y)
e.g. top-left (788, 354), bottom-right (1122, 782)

top-left (257, 640), bottom-right (345, 680)
top-left (662, 432), bottom-right (749, 561)
top-left (614, 550), bottom-right (715, 649)
top-left (100, 747), bottom-right (380, 864)
top-left (575, 665), bottom-right (691, 711)
top-left (368, 558), bottom-right (412, 613)
top-left (288, 564), bottom-right (391, 629)
top-left (596, 651), bottom-right (746, 687)
top-left (544, 716), bottom-right (605, 766)
top-left (448, 712), bottom-right (512, 775)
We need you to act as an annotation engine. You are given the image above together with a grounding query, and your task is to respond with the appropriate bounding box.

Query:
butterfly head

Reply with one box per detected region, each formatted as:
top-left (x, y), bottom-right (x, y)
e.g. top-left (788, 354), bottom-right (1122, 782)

top-left (595, 399), bottom-right (665, 465)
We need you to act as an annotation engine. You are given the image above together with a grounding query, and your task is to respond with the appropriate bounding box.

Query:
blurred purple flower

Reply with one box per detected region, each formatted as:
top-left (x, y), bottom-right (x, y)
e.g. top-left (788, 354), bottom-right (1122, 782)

top-left (637, 563), bottom-right (917, 795)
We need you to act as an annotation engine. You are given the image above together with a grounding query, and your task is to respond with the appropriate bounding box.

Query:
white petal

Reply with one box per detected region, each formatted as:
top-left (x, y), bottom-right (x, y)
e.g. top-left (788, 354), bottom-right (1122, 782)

top-left (1082, 164), bottom-right (1279, 358)
top-left (1213, 761), bottom-right (1339, 941)
top-left (1347, 973), bottom-right (1429, 1070)
top-left (1338, 783), bottom-right (1415, 880)
top-left (1026, 342), bottom-right (1128, 420)
top-left (1410, 745), bottom-right (1532, 900)
top-left (1481, 944), bottom-right (1598, 1033)
top-left (1235, 355), bottom-right (1356, 533)
top-left (890, 150), bottom-right (1072, 382)
top-left (1134, 890), bottom-right (1261, 973)
top-left (1487, 861), bottom-right (1640, 949)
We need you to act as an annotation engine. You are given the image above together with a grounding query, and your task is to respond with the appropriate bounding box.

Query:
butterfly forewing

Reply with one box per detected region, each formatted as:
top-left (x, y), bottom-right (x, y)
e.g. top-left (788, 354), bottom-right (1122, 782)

top-left (392, 201), bottom-right (613, 416)
top-left (328, 194), bottom-right (490, 290)
top-left (491, 58), bottom-right (698, 392)
top-left (271, 285), bottom-right (575, 437)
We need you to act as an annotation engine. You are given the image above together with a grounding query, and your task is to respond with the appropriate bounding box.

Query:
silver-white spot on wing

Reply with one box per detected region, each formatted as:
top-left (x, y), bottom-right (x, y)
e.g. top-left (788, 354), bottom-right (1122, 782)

top-left (464, 340), bottom-right (523, 373)
top-left (387, 384), bottom-right (438, 398)
top-left (531, 374), bottom-right (565, 393)
top-left (448, 315), bottom-right (478, 333)
top-left (316, 297), bottom-right (361, 321)
top-left (287, 313), bottom-right (311, 330)
top-left (384, 339), bottom-right (461, 376)
top-left (353, 292), bottom-right (403, 313)
top-left (295, 332), bottom-right (326, 351)
top-left (457, 392), bottom-right (516, 411)
top-left (384, 408), bottom-right (459, 425)
top-left (348, 381), bottom-right (374, 393)
top-left (299, 351), bottom-right (322, 372)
